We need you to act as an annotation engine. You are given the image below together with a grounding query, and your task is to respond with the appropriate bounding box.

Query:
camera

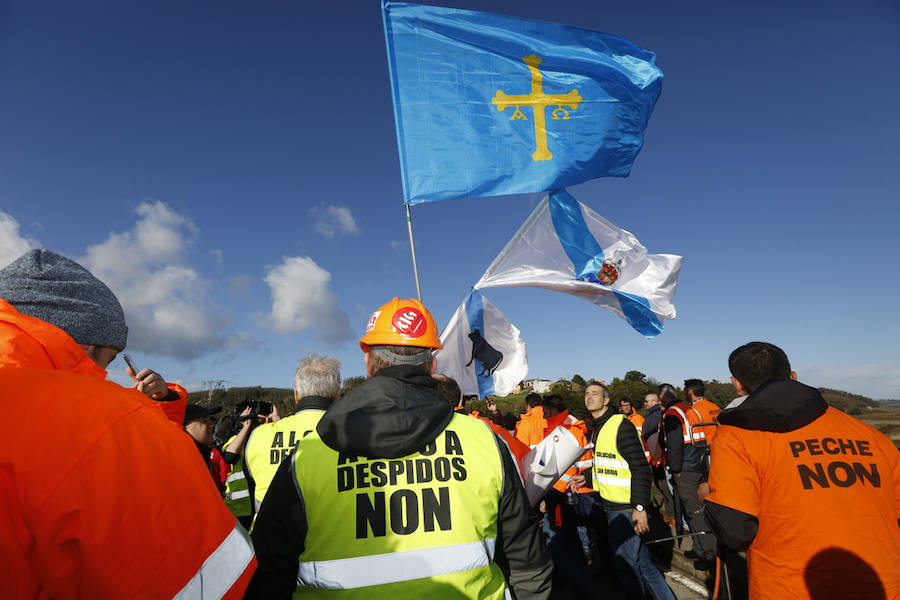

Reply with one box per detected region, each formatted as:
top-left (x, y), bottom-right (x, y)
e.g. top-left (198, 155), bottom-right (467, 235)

top-left (235, 400), bottom-right (273, 421)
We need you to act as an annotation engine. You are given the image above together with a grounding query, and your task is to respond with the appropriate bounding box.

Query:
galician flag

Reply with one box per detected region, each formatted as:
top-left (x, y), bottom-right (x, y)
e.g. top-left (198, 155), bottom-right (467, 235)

top-left (475, 189), bottom-right (683, 337)
top-left (382, 1), bottom-right (663, 204)
top-left (434, 289), bottom-right (528, 398)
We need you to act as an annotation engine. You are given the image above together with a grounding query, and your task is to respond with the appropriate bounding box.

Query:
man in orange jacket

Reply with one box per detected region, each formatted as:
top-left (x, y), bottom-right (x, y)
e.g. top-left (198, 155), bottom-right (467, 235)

top-left (619, 397), bottom-right (645, 433)
top-left (0, 249), bottom-right (256, 599)
top-left (684, 379), bottom-right (720, 445)
top-left (515, 392), bottom-right (547, 446)
top-left (706, 342), bottom-right (900, 599)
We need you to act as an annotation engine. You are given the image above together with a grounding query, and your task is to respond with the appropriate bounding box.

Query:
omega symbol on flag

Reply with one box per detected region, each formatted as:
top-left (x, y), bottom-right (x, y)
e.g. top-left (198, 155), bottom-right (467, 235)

top-left (493, 54), bottom-right (583, 161)
top-left (392, 308), bottom-right (427, 338)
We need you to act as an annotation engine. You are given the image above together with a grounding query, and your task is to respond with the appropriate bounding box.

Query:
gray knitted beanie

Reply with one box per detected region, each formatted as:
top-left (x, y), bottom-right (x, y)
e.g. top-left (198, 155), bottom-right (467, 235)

top-left (0, 249), bottom-right (128, 349)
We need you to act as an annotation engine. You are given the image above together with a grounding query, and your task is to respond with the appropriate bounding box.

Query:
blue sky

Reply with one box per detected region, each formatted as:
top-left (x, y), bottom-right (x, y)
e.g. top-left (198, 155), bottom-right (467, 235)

top-left (2, 1), bottom-right (898, 399)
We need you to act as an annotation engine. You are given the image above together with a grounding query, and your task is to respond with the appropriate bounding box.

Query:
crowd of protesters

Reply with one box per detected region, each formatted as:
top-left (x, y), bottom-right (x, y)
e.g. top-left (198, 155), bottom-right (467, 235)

top-left (2, 248), bottom-right (898, 600)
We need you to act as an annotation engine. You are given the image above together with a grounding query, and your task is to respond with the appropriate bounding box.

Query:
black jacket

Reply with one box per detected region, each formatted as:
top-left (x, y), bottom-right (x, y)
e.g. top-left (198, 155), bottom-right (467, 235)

top-left (585, 408), bottom-right (652, 511)
top-left (245, 366), bottom-right (552, 599)
top-left (661, 403), bottom-right (707, 474)
top-left (705, 378), bottom-right (828, 551)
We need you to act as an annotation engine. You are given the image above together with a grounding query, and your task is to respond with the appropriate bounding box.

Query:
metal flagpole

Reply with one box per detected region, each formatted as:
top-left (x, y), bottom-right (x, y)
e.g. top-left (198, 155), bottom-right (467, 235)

top-left (405, 204), bottom-right (422, 301)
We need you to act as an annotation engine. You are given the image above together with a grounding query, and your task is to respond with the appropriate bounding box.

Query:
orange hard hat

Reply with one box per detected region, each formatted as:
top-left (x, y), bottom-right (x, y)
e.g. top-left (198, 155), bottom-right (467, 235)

top-left (359, 298), bottom-right (442, 351)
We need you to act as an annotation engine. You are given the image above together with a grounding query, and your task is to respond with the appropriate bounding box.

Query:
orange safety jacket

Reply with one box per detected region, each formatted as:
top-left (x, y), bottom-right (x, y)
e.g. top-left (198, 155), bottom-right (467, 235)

top-left (690, 397), bottom-right (720, 445)
top-left (0, 300), bottom-right (256, 599)
top-left (472, 413), bottom-right (531, 481)
top-left (708, 407), bottom-right (900, 599)
top-left (157, 381), bottom-right (188, 425)
top-left (514, 405), bottom-right (547, 447)
top-left (542, 411), bottom-right (593, 494)
top-left (664, 401), bottom-right (707, 445)
top-left (625, 411), bottom-right (645, 432)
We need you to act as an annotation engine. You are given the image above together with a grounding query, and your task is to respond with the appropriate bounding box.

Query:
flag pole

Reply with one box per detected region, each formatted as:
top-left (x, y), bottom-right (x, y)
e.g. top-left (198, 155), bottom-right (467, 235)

top-left (405, 204), bottom-right (423, 301)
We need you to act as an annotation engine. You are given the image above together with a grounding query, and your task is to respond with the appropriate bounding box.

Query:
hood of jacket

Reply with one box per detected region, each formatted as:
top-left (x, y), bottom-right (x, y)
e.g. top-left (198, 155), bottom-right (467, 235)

top-left (316, 365), bottom-right (454, 459)
top-left (0, 299), bottom-right (107, 378)
top-left (717, 378), bottom-right (827, 433)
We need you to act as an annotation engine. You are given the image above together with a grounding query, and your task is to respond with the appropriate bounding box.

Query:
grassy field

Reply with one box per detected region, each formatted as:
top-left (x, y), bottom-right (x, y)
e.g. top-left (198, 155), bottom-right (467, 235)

top-left (856, 408), bottom-right (900, 448)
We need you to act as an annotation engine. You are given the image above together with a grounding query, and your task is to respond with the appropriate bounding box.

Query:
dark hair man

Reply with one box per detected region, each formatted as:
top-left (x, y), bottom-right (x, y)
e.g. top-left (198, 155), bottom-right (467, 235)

top-left (246, 298), bottom-right (551, 599)
top-left (515, 391), bottom-right (547, 446)
top-left (706, 342), bottom-right (900, 599)
top-left (657, 383), bottom-right (717, 570)
top-left (684, 378), bottom-right (720, 445)
top-left (571, 381), bottom-right (673, 599)
top-left (0, 249), bottom-right (255, 598)
top-left (619, 397), bottom-right (645, 432)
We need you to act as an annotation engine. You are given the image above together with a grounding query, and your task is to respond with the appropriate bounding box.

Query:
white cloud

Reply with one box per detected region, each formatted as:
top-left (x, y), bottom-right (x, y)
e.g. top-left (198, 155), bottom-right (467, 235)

top-left (0, 211), bottom-right (39, 268)
top-left (210, 249), bottom-right (223, 265)
top-left (390, 240), bottom-right (409, 255)
top-left (800, 363), bottom-right (900, 400)
top-left (311, 205), bottom-right (361, 238)
top-left (82, 201), bottom-right (248, 359)
top-left (264, 256), bottom-right (352, 343)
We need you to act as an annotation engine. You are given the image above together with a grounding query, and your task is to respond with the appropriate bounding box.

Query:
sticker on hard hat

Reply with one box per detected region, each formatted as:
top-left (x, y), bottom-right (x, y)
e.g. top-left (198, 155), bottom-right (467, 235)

top-left (392, 307), bottom-right (427, 338)
top-left (366, 311), bottom-right (381, 333)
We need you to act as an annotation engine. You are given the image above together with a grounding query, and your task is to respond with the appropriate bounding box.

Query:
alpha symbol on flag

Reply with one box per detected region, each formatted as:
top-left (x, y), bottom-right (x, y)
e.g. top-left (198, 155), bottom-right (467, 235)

top-left (392, 308), bottom-right (427, 338)
top-left (493, 54), bottom-right (583, 161)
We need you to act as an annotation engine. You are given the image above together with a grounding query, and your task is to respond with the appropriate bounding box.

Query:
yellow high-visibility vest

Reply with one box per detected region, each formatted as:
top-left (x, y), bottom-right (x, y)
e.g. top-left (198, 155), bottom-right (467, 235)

top-left (245, 409), bottom-right (325, 510)
top-left (592, 414), bottom-right (634, 504)
top-left (222, 434), bottom-right (251, 517)
top-left (291, 413), bottom-right (507, 599)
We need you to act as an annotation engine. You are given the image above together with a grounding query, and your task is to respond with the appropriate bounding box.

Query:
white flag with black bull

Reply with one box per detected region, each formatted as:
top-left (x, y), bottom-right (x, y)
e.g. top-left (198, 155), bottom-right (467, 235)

top-left (435, 289), bottom-right (527, 398)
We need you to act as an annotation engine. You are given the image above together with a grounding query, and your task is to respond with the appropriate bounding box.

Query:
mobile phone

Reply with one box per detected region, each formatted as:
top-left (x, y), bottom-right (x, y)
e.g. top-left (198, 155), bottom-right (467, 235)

top-left (123, 354), bottom-right (139, 373)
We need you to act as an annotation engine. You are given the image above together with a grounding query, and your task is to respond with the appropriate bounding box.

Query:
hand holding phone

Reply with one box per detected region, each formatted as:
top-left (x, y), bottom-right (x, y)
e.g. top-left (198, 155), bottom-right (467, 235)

top-left (123, 354), bottom-right (139, 375)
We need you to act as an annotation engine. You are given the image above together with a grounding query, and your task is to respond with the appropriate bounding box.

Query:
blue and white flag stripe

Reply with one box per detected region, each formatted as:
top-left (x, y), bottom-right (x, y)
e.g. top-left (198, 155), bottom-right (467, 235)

top-left (548, 190), bottom-right (662, 336)
top-left (475, 189), bottom-right (682, 337)
top-left (463, 289), bottom-right (494, 397)
top-left (435, 290), bottom-right (528, 398)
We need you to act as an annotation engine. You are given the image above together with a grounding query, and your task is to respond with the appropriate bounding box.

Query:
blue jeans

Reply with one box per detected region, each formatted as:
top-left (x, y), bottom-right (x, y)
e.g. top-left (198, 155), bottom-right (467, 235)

top-left (606, 509), bottom-right (675, 600)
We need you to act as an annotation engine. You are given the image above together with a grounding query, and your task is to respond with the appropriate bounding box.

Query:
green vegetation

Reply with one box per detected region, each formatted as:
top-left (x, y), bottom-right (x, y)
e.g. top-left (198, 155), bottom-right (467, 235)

top-left (186, 386), bottom-right (294, 420)
top-left (188, 374), bottom-right (894, 445)
top-left (819, 388), bottom-right (879, 415)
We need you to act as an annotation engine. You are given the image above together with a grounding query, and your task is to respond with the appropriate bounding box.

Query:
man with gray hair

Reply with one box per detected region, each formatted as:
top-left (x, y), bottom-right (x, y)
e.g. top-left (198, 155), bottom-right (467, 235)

top-left (244, 352), bottom-right (341, 515)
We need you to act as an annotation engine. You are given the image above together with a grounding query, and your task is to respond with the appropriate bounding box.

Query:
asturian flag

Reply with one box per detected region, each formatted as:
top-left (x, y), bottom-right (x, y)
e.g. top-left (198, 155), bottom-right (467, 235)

top-left (435, 289), bottom-right (528, 398)
top-left (382, 1), bottom-right (663, 204)
top-left (475, 189), bottom-right (683, 337)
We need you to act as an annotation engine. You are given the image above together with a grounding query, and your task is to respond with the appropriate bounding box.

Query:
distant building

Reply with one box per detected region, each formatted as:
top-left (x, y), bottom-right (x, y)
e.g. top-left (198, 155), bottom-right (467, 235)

top-left (516, 379), bottom-right (552, 394)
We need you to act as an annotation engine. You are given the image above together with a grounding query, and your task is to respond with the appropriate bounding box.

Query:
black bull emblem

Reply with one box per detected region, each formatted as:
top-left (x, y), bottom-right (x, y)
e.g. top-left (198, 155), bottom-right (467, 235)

top-left (465, 329), bottom-right (503, 377)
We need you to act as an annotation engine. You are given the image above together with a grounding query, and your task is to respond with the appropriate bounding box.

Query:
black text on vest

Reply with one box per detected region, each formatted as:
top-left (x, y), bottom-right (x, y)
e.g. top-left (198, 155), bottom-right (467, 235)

top-left (270, 430), bottom-right (302, 464)
top-left (789, 438), bottom-right (880, 489)
top-left (336, 431), bottom-right (467, 538)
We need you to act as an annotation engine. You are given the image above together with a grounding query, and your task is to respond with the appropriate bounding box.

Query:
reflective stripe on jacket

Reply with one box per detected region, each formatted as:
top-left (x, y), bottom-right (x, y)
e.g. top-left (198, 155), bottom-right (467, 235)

top-left (591, 414), bottom-right (633, 503)
top-left (0, 299), bottom-right (256, 599)
top-left (223, 435), bottom-right (252, 517)
top-left (245, 408), bottom-right (325, 511)
top-left (664, 402), bottom-right (706, 443)
top-left (292, 412), bottom-right (508, 598)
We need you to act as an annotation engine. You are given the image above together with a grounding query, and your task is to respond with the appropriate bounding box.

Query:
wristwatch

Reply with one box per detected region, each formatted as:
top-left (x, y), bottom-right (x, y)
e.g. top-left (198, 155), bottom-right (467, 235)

top-left (634, 504), bottom-right (645, 512)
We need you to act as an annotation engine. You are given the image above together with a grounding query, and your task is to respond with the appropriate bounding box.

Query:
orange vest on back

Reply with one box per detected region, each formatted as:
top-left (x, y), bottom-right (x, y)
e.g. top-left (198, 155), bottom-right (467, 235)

top-left (0, 300), bottom-right (256, 599)
top-left (707, 407), bottom-right (900, 599)
top-left (691, 398), bottom-right (720, 444)
top-left (515, 405), bottom-right (547, 447)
